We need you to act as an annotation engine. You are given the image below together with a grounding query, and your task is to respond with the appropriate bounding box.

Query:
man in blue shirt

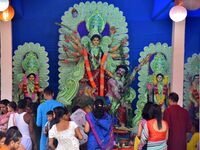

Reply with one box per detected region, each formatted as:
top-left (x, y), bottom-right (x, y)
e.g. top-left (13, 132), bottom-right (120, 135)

top-left (36, 87), bottom-right (63, 150)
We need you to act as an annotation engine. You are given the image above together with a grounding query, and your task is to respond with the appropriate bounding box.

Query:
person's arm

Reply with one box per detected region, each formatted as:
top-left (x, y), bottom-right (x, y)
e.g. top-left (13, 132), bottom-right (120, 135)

top-left (138, 123), bottom-right (149, 150)
top-left (28, 115), bottom-right (37, 150)
top-left (48, 126), bottom-right (56, 150)
top-left (48, 138), bottom-right (56, 150)
top-left (75, 127), bottom-right (83, 140)
top-left (84, 121), bottom-right (90, 133)
top-left (137, 120), bottom-right (143, 138)
top-left (36, 105), bottom-right (42, 127)
top-left (166, 127), bottom-right (169, 141)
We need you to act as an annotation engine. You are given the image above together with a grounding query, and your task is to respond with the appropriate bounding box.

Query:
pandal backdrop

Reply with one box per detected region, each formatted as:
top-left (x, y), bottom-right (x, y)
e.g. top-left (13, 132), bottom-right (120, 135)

top-left (11, 1), bottom-right (199, 147)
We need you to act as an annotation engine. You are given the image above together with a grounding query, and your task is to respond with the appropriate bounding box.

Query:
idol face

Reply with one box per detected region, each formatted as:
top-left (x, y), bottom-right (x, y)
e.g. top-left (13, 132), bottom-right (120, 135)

top-left (116, 68), bottom-right (126, 77)
top-left (92, 37), bottom-right (100, 46)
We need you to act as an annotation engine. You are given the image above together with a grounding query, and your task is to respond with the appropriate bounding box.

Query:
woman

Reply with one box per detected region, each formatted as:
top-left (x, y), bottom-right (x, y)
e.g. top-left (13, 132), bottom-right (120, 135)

top-left (139, 104), bottom-right (168, 150)
top-left (0, 99), bottom-right (10, 132)
top-left (137, 102), bottom-right (154, 138)
top-left (48, 106), bottom-right (83, 150)
top-left (84, 97), bottom-right (113, 150)
top-left (134, 102), bottom-right (154, 150)
top-left (7, 101), bottom-right (17, 129)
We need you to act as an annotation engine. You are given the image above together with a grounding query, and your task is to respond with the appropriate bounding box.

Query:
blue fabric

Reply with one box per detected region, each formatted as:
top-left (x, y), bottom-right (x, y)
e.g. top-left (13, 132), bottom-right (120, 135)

top-left (11, 0), bottom-right (200, 98)
top-left (36, 99), bottom-right (63, 150)
top-left (87, 112), bottom-right (113, 150)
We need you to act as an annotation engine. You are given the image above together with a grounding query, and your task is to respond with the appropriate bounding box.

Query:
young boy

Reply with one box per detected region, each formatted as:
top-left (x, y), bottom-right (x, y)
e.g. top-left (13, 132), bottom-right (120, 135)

top-left (44, 110), bottom-right (54, 137)
top-left (44, 110), bottom-right (54, 150)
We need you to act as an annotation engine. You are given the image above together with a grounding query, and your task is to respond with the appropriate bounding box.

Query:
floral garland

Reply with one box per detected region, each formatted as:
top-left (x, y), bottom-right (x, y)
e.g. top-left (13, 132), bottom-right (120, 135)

top-left (23, 74), bottom-right (40, 100)
top-left (153, 75), bottom-right (168, 105)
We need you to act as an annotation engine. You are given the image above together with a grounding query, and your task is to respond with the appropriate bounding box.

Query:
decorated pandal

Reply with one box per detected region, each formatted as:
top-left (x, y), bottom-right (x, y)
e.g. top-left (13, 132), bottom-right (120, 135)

top-left (11, 1), bottom-right (199, 149)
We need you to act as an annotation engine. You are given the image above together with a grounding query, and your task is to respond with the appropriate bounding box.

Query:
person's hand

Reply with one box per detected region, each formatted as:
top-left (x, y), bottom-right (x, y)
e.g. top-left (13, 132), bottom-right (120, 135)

top-left (33, 144), bottom-right (38, 150)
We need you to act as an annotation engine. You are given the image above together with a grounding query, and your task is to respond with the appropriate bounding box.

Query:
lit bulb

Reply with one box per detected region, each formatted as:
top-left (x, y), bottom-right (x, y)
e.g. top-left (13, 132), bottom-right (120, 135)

top-left (169, 5), bottom-right (187, 22)
top-left (0, 0), bottom-right (9, 11)
top-left (3, 11), bottom-right (9, 21)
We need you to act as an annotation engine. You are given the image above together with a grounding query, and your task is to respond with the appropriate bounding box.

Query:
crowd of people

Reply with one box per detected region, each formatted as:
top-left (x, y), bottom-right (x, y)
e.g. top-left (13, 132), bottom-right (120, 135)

top-left (0, 87), bottom-right (199, 150)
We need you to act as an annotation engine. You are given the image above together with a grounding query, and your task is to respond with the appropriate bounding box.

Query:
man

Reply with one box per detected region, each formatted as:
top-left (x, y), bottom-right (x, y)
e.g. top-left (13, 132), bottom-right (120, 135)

top-left (15, 99), bottom-right (37, 150)
top-left (36, 87), bottom-right (63, 150)
top-left (164, 92), bottom-right (192, 150)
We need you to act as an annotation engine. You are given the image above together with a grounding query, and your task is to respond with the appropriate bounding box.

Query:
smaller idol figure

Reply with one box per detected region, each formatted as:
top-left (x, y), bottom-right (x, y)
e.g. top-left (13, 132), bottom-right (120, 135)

top-left (13, 43), bottom-right (49, 103)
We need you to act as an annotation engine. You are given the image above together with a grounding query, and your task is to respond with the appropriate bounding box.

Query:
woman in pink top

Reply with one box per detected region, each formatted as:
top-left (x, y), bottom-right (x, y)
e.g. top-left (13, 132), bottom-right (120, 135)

top-left (0, 99), bottom-right (10, 132)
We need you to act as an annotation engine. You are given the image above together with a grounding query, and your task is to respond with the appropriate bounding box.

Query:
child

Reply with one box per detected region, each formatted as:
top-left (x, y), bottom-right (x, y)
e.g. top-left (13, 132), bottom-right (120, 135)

top-left (44, 110), bottom-right (54, 137)
top-left (187, 121), bottom-right (199, 150)
top-left (44, 110), bottom-right (54, 150)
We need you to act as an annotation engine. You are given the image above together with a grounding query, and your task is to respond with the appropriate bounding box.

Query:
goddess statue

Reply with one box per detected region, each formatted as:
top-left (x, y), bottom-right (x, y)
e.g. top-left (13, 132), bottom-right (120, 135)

top-left (183, 54), bottom-right (200, 121)
top-left (57, 2), bottom-right (132, 106)
top-left (13, 42), bottom-right (49, 102)
top-left (147, 53), bottom-right (169, 109)
top-left (132, 43), bottom-right (172, 127)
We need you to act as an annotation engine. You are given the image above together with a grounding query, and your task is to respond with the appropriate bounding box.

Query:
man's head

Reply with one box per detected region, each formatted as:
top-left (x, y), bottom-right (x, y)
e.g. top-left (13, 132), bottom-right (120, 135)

top-left (168, 92), bottom-right (179, 105)
top-left (18, 99), bottom-right (27, 110)
top-left (116, 65), bottom-right (128, 78)
top-left (43, 87), bottom-right (54, 100)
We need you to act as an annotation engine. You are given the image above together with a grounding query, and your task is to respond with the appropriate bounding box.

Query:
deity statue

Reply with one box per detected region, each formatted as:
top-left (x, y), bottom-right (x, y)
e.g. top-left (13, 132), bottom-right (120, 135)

top-left (132, 43), bottom-right (172, 127)
top-left (189, 75), bottom-right (199, 107)
top-left (57, 2), bottom-right (131, 106)
top-left (146, 53), bottom-right (169, 110)
top-left (183, 54), bottom-right (200, 121)
top-left (13, 42), bottom-right (49, 102)
top-left (106, 65), bottom-right (128, 114)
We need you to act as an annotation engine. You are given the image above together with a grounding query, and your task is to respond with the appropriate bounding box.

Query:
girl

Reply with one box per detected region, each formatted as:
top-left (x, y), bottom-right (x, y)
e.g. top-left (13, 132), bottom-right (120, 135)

top-left (48, 107), bottom-right (83, 150)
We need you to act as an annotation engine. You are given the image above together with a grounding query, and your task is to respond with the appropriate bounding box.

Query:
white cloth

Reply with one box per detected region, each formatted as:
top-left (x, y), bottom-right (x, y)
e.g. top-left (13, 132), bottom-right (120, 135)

top-left (7, 112), bottom-right (15, 128)
top-left (70, 109), bottom-right (88, 145)
top-left (15, 112), bottom-right (32, 150)
top-left (49, 121), bottom-right (80, 150)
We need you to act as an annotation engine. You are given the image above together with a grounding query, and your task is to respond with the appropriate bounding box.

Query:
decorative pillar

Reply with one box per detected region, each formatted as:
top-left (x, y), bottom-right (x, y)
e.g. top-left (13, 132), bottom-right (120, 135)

top-left (170, 20), bottom-right (186, 106)
top-left (0, 21), bottom-right (12, 100)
